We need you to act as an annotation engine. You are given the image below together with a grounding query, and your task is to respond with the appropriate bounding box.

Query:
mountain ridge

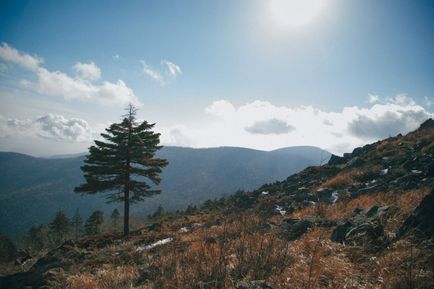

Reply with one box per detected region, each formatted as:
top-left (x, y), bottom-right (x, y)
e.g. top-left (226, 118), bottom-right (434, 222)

top-left (0, 145), bottom-right (330, 240)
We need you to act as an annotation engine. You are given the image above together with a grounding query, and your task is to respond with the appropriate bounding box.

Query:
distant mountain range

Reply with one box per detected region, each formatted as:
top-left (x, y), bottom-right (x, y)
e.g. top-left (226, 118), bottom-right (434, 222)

top-left (0, 146), bottom-right (330, 240)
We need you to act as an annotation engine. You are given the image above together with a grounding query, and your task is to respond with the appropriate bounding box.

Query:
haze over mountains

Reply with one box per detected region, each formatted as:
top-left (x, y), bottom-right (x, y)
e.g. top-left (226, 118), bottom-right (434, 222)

top-left (0, 145), bottom-right (330, 240)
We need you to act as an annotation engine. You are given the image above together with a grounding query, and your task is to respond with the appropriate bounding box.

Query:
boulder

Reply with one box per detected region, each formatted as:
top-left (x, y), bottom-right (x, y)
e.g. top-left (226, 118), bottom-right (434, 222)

top-left (0, 240), bottom-right (87, 289)
top-left (281, 219), bottom-right (313, 240)
top-left (399, 189), bottom-right (434, 238)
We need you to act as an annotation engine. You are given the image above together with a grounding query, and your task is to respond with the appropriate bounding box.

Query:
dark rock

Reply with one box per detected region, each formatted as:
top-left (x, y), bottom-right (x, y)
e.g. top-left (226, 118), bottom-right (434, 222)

top-left (315, 219), bottom-right (337, 228)
top-left (353, 207), bottom-right (364, 215)
top-left (418, 118), bottom-right (434, 130)
top-left (345, 221), bottom-right (386, 249)
top-left (328, 154), bottom-right (347, 165)
top-left (317, 188), bottom-right (334, 202)
top-left (148, 222), bottom-right (162, 231)
top-left (281, 219), bottom-right (313, 240)
top-left (14, 250), bottom-right (32, 266)
top-left (0, 241), bottom-right (87, 289)
top-left (331, 221), bottom-right (354, 243)
top-left (399, 189), bottom-right (434, 238)
top-left (365, 205), bottom-right (380, 218)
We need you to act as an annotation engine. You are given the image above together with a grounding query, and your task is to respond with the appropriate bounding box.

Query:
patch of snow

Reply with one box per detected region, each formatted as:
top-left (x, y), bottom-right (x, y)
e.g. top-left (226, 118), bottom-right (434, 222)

top-left (261, 191), bottom-right (269, 195)
top-left (192, 223), bottom-right (203, 228)
top-left (136, 237), bottom-right (173, 251)
top-left (331, 191), bottom-right (339, 203)
top-left (298, 187), bottom-right (307, 190)
top-left (275, 205), bottom-right (286, 216)
top-left (179, 227), bottom-right (189, 233)
top-left (380, 168), bottom-right (389, 175)
top-left (371, 179), bottom-right (377, 183)
top-left (411, 170), bottom-right (422, 174)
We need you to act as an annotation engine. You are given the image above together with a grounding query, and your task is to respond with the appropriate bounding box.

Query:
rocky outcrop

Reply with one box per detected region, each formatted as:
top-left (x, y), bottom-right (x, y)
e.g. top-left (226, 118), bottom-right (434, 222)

top-left (331, 205), bottom-right (395, 250)
top-left (399, 189), bottom-right (434, 239)
top-left (0, 240), bottom-right (88, 289)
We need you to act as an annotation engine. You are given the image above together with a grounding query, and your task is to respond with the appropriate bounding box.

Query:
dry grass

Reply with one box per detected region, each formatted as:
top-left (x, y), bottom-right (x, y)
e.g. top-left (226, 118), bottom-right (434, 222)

top-left (49, 265), bottom-right (139, 289)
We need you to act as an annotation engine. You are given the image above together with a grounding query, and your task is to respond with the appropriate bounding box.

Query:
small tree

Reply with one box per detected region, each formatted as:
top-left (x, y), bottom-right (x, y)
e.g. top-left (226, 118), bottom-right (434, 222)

top-left (111, 208), bottom-right (121, 230)
top-left (84, 210), bottom-right (104, 235)
top-left (49, 211), bottom-right (71, 242)
top-left (25, 225), bottom-right (46, 252)
top-left (75, 105), bottom-right (168, 236)
top-left (151, 205), bottom-right (166, 219)
top-left (71, 208), bottom-right (83, 240)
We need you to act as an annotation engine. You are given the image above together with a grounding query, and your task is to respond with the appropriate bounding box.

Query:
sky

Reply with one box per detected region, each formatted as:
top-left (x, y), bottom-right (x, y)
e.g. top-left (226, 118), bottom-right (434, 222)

top-left (0, 0), bottom-right (433, 156)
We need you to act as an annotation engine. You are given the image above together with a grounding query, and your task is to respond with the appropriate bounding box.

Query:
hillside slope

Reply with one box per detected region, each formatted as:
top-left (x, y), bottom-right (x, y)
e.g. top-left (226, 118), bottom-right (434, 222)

top-left (0, 146), bottom-right (329, 240)
top-left (1, 119), bottom-right (432, 289)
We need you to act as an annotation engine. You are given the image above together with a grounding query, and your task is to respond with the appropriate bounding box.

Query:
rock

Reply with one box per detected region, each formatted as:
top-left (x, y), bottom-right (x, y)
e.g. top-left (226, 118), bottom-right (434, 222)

top-left (328, 154), bottom-right (347, 165)
top-left (345, 221), bottom-right (385, 249)
top-left (148, 222), bottom-right (162, 231)
top-left (0, 240), bottom-right (87, 289)
top-left (281, 219), bottom-right (313, 240)
top-left (353, 207), bottom-right (364, 215)
top-left (418, 118), bottom-right (434, 130)
top-left (331, 221), bottom-right (354, 243)
top-left (317, 188), bottom-right (334, 202)
top-left (399, 189), bottom-right (434, 238)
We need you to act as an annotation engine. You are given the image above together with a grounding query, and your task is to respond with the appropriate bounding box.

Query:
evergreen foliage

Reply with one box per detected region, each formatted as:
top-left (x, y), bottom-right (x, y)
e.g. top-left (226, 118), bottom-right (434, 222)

top-left (75, 105), bottom-right (168, 236)
top-left (111, 208), bottom-right (121, 230)
top-left (71, 208), bottom-right (83, 240)
top-left (49, 211), bottom-right (71, 242)
top-left (84, 210), bottom-right (104, 235)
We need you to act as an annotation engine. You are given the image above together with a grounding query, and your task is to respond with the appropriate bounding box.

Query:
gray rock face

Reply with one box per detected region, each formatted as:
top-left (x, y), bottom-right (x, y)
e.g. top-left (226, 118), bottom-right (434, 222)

top-left (399, 189), bottom-right (434, 238)
top-left (330, 205), bottom-right (395, 250)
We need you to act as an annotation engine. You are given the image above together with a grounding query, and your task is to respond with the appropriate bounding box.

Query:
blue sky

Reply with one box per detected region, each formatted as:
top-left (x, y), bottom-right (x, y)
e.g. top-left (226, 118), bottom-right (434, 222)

top-left (0, 0), bottom-right (433, 156)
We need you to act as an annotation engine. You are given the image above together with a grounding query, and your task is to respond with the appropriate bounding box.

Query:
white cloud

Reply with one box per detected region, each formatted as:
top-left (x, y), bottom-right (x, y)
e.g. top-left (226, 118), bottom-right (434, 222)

top-left (141, 61), bottom-right (164, 85)
top-left (245, 118), bottom-right (295, 134)
top-left (424, 96), bottom-right (433, 108)
top-left (0, 43), bottom-right (140, 106)
top-left (0, 114), bottom-right (93, 142)
top-left (73, 61), bottom-right (101, 81)
top-left (161, 60), bottom-right (182, 78)
top-left (141, 60), bottom-right (182, 84)
top-left (113, 54), bottom-right (120, 60)
top-left (0, 42), bottom-right (42, 71)
top-left (159, 95), bottom-right (433, 155)
top-left (368, 94), bottom-right (379, 103)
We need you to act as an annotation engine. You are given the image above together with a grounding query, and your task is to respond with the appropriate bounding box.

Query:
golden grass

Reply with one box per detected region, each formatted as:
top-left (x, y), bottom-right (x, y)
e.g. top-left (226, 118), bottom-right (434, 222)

top-left (65, 265), bottom-right (139, 289)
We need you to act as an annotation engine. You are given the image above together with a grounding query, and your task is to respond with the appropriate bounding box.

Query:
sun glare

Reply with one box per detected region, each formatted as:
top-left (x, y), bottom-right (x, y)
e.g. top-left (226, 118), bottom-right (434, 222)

top-left (269, 0), bottom-right (327, 29)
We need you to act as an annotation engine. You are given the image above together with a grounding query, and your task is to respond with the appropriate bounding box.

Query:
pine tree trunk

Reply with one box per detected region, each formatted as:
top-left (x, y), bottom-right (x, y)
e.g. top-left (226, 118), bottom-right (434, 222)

top-left (124, 188), bottom-right (129, 236)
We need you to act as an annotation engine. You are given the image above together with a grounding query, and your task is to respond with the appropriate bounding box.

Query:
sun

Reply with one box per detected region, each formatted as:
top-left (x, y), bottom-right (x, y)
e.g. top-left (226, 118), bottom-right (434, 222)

top-left (269, 0), bottom-right (327, 29)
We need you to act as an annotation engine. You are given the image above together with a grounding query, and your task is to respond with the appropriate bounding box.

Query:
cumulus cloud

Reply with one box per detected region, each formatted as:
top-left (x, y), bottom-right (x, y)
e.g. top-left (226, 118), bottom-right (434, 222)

top-left (73, 61), bottom-right (101, 81)
top-left (245, 118), bottom-right (294, 135)
top-left (159, 95), bottom-right (433, 155)
top-left (0, 43), bottom-right (140, 106)
top-left (0, 114), bottom-right (93, 142)
top-left (348, 105), bottom-right (431, 139)
top-left (161, 60), bottom-right (182, 78)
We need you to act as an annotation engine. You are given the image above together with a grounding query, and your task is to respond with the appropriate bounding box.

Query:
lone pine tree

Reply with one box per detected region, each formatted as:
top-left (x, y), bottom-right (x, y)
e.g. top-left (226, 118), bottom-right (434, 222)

top-left (75, 105), bottom-right (168, 236)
